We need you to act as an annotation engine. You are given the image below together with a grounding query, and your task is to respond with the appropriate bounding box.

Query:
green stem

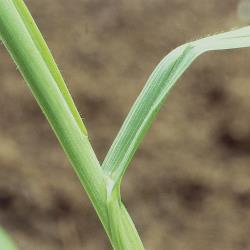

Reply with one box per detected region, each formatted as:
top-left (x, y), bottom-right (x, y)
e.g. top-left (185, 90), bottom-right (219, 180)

top-left (106, 179), bottom-right (144, 250)
top-left (1, 1), bottom-right (250, 250)
top-left (0, 1), bottom-right (144, 249)
top-left (0, 0), bottom-right (109, 239)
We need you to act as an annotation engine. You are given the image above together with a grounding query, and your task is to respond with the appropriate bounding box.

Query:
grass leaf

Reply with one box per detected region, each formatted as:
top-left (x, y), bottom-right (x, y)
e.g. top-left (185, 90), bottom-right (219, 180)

top-left (1, 1), bottom-right (250, 248)
top-left (102, 26), bottom-right (250, 187)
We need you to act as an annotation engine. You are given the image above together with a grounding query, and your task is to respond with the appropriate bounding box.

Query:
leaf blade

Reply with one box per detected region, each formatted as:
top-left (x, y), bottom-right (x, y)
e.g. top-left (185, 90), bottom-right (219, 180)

top-left (102, 27), bottom-right (250, 186)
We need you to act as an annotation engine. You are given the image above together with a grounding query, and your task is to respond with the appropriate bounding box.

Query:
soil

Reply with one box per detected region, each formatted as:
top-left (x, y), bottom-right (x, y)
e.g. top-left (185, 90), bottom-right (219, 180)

top-left (0, 0), bottom-right (250, 249)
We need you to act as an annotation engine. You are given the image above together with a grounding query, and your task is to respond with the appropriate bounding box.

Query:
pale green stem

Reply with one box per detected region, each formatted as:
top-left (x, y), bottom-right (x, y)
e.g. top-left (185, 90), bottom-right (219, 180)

top-left (2, 1), bottom-right (249, 250)
top-left (0, 0), bottom-right (144, 249)
top-left (0, 0), bottom-right (109, 240)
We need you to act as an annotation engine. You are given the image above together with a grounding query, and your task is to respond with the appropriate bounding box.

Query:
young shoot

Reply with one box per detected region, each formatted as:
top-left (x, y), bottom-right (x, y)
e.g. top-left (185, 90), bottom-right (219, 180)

top-left (0, 0), bottom-right (249, 249)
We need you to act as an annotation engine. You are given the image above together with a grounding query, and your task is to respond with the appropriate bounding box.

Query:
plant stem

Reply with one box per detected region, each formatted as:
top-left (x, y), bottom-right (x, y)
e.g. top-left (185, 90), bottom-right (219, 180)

top-left (0, 0), bottom-right (109, 238)
top-left (2, 1), bottom-right (249, 250)
top-left (0, 1), bottom-right (144, 249)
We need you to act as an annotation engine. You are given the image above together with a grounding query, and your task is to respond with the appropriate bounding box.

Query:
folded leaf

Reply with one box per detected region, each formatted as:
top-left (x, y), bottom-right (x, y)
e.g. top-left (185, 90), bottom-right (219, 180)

top-left (102, 26), bottom-right (250, 187)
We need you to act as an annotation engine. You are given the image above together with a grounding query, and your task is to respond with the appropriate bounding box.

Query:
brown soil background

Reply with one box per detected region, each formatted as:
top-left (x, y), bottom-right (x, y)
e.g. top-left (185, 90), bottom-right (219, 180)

top-left (0, 0), bottom-right (250, 249)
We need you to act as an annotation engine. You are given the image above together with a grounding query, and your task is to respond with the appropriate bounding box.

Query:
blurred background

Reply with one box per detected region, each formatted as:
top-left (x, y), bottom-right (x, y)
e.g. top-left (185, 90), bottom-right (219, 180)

top-left (0, 0), bottom-right (250, 249)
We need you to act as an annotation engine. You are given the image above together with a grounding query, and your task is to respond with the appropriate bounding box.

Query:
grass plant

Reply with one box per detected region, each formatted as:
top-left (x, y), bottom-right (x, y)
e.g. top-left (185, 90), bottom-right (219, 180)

top-left (0, 0), bottom-right (250, 249)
